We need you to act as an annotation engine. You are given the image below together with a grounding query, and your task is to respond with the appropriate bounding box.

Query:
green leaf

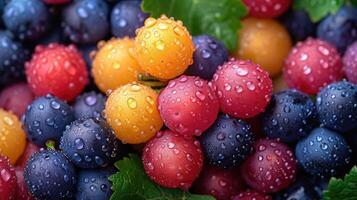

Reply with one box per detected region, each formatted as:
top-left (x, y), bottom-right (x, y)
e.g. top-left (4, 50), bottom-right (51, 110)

top-left (141, 0), bottom-right (248, 51)
top-left (109, 154), bottom-right (215, 200)
top-left (293, 0), bottom-right (344, 22)
top-left (323, 166), bottom-right (357, 200)
top-left (350, 0), bottom-right (357, 6)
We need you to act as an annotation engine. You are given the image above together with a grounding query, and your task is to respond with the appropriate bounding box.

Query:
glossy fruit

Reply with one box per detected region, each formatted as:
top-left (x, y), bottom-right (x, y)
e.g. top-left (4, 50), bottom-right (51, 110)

top-left (343, 41), bottom-right (357, 84)
top-left (193, 166), bottom-right (246, 200)
top-left (73, 91), bottom-right (106, 119)
top-left (111, 0), bottom-right (149, 38)
top-left (199, 113), bottom-right (255, 168)
top-left (15, 167), bottom-right (34, 200)
top-left (0, 109), bottom-right (26, 164)
top-left (262, 89), bottom-right (317, 143)
top-left (283, 38), bottom-right (343, 95)
top-left (0, 31), bottom-right (30, 86)
top-left (281, 10), bottom-right (316, 42)
top-left (242, 0), bottom-right (291, 18)
top-left (62, 0), bottom-right (110, 44)
top-left (60, 118), bottom-right (127, 168)
top-left (232, 190), bottom-right (272, 200)
top-left (3, 0), bottom-right (50, 41)
top-left (0, 156), bottom-right (17, 200)
top-left (242, 139), bottom-right (297, 193)
top-left (24, 94), bottom-right (75, 146)
top-left (212, 59), bottom-right (273, 118)
top-left (142, 130), bottom-right (203, 190)
top-left (92, 37), bottom-right (142, 93)
top-left (43, 0), bottom-right (70, 4)
top-left (24, 150), bottom-right (77, 199)
top-left (236, 18), bottom-right (292, 77)
top-left (135, 15), bottom-right (194, 80)
top-left (76, 167), bottom-right (115, 199)
top-left (317, 6), bottom-right (357, 53)
top-left (158, 75), bottom-right (219, 136)
top-left (25, 43), bottom-right (88, 101)
top-left (316, 80), bottom-right (357, 133)
top-left (0, 83), bottom-right (34, 118)
top-left (295, 128), bottom-right (352, 178)
top-left (105, 83), bottom-right (163, 144)
top-left (186, 35), bottom-right (229, 80)
top-left (16, 141), bottom-right (39, 168)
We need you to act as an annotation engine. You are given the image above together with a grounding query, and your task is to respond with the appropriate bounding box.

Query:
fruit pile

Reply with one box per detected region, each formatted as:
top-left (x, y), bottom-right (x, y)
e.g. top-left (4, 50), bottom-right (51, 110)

top-left (0, 0), bottom-right (356, 200)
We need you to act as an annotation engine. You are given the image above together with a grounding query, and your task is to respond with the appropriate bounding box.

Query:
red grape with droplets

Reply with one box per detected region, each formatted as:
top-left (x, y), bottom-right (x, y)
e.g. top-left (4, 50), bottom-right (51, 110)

top-left (232, 190), bottom-right (272, 200)
top-left (0, 156), bottom-right (17, 200)
top-left (15, 167), bottom-right (34, 200)
top-left (16, 141), bottom-right (39, 168)
top-left (211, 59), bottom-right (273, 118)
top-left (192, 166), bottom-right (246, 200)
top-left (242, 0), bottom-right (292, 18)
top-left (241, 139), bottom-right (297, 193)
top-left (0, 83), bottom-right (34, 118)
top-left (25, 43), bottom-right (88, 101)
top-left (158, 75), bottom-right (219, 136)
top-left (142, 130), bottom-right (203, 190)
top-left (283, 38), bottom-right (343, 95)
top-left (343, 41), bottom-right (357, 84)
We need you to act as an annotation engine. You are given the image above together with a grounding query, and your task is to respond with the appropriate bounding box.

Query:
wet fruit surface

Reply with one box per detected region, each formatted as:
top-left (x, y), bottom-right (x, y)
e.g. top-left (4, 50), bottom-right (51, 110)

top-left (135, 15), bottom-right (195, 80)
top-left (0, 109), bottom-right (26, 164)
top-left (105, 83), bottom-right (163, 144)
top-left (92, 37), bottom-right (142, 93)
top-left (232, 190), bottom-right (272, 200)
top-left (241, 139), bottom-right (297, 193)
top-left (237, 18), bottom-right (292, 77)
top-left (242, 0), bottom-right (292, 18)
top-left (193, 166), bottom-right (246, 200)
top-left (343, 41), bottom-right (357, 84)
top-left (26, 43), bottom-right (88, 101)
top-left (73, 91), bottom-right (106, 119)
top-left (158, 75), bottom-right (219, 136)
top-left (283, 38), bottom-right (343, 95)
top-left (212, 59), bottom-right (273, 118)
top-left (295, 128), bottom-right (352, 178)
top-left (0, 156), bottom-right (17, 200)
top-left (199, 113), bottom-right (255, 168)
top-left (142, 130), bottom-right (203, 190)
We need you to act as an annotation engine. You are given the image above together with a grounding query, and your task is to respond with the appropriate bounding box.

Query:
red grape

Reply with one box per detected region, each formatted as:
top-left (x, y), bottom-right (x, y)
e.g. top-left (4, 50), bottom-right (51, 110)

top-left (192, 166), bottom-right (245, 200)
top-left (142, 130), bottom-right (203, 190)
top-left (0, 156), bottom-right (17, 200)
top-left (15, 167), bottom-right (34, 200)
top-left (241, 139), bottom-right (297, 193)
top-left (242, 0), bottom-right (292, 18)
top-left (0, 83), bottom-right (34, 118)
top-left (211, 59), bottom-right (273, 118)
top-left (158, 75), bottom-right (219, 136)
top-left (283, 38), bottom-right (343, 95)
top-left (232, 189), bottom-right (272, 200)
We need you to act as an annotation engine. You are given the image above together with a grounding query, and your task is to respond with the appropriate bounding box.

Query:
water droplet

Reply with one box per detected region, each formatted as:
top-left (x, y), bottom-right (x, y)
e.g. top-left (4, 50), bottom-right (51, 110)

top-left (246, 82), bottom-right (255, 91)
top-left (127, 98), bottom-right (137, 109)
top-left (74, 138), bottom-right (84, 150)
top-left (155, 40), bottom-right (165, 50)
top-left (0, 169), bottom-right (11, 182)
top-left (50, 101), bottom-right (60, 109)
top-left (236, 67), bottom-right (248, 76)
top-left (85, 96), bottom-right (97, 106)
top-left (167, 142), bottom-right (175, 149)
top-left (195, 91), bottom-right (206, 101)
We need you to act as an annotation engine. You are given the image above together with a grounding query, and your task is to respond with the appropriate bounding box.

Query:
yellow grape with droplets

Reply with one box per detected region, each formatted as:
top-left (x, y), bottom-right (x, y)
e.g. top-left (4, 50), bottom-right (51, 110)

top-left (0, 109), bottom-right (26, 164)
top-left (135, 15), bottom-right (195, 80)
top-left (92, 37), bottom-right (142, 93)
top-left (105, 83), bottom-right (163, 144)
top-left (235, 17), bottom-right (292, 77)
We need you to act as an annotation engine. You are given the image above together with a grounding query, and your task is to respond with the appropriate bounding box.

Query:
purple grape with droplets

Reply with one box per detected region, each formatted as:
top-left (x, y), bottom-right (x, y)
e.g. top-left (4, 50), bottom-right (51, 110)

top-left (343, 41), bottom-right (357, 84)
top-left (73, 91), bottom-right (106, 119)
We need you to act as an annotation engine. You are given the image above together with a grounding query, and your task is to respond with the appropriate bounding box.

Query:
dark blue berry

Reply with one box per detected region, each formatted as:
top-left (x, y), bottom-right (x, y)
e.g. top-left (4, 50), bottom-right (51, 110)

top-left (262, 89), bottom-right (317, 143)
top-left (24, 94), bottom-right (75, 147)
top-left (280, 10), bottom-right (316, 42)
top-left (110, 0), bottom-right (148, 38)
top-left (186, 35), bottom-right (228, 80)
top-left (76, 167), bottom-right (115, 200)
top-left (0, 31), bottom-right (29, 86)
top-left (316, 80), bottom-right (357, 133)
top-left (295, 128), bottom-right (352, 178)
top-left (24, 150), bottom-right (77, 200)
top-left (199, 113), bottom-right (254, 168)
top-left (78, 44), bottom-right (97, 70)
top-left (73, 91), bottom-right (105, 119)
top-left (62, 0), bottom-right (109, 44)
top-left (3, 0), bottom-right (51, 41)
top-left (317, 6), bottom-right (357, 53)
top-left (60, 118), bottom-right (128, 168)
